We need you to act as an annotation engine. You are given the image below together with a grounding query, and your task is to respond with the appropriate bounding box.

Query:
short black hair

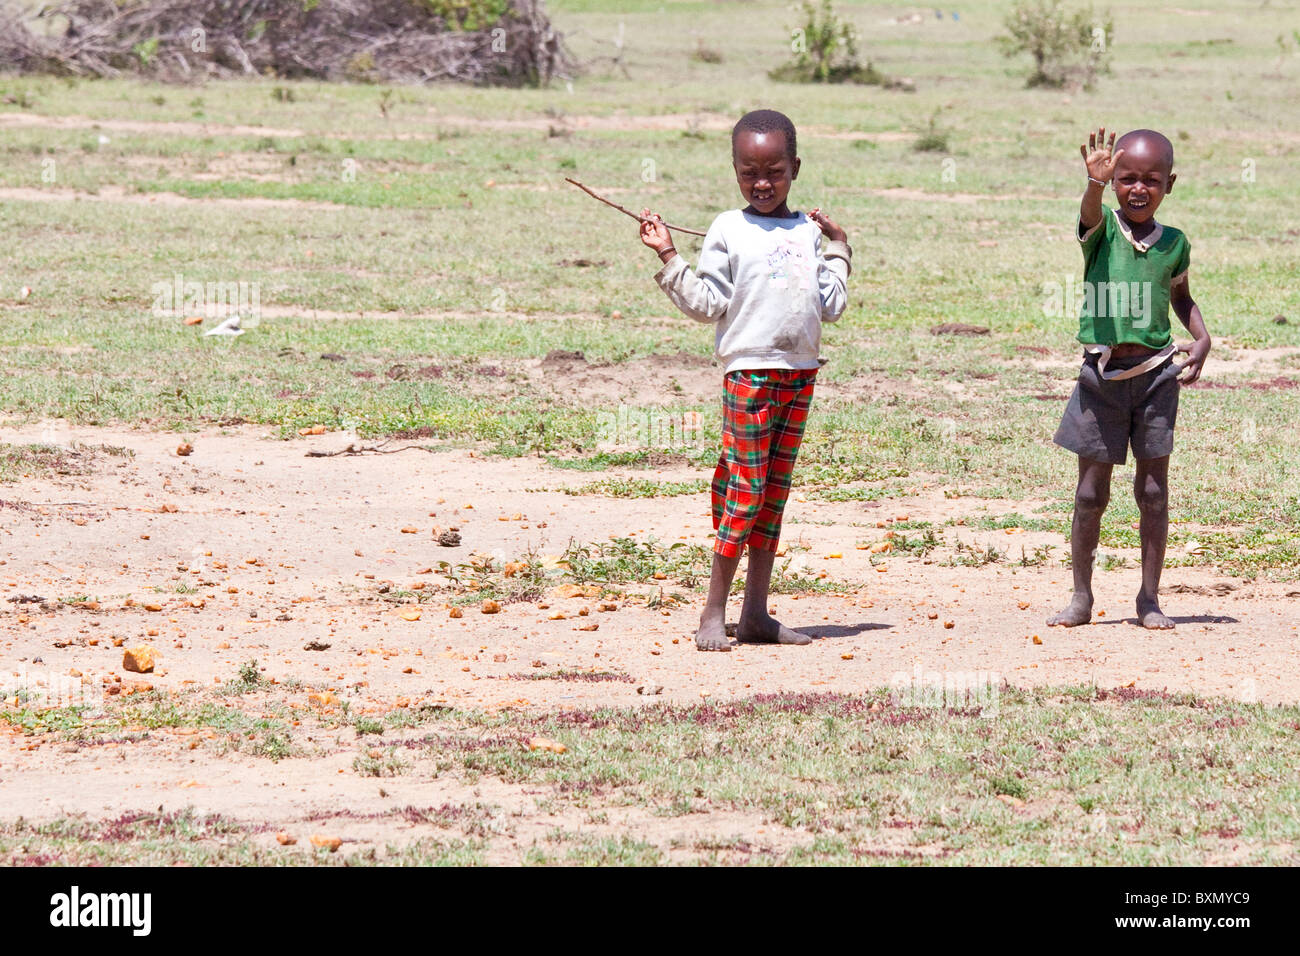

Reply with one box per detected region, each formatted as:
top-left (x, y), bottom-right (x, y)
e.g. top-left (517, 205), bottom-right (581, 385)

top-left (1115, 129), bottom-right (1175, 176)
top-left (732, 109), bottom-right (797, 162)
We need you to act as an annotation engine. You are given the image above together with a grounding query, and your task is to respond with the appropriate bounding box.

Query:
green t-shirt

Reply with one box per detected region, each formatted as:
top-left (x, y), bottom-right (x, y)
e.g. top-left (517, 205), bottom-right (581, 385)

top-left (1076, 207), bottom-right (1190, 349)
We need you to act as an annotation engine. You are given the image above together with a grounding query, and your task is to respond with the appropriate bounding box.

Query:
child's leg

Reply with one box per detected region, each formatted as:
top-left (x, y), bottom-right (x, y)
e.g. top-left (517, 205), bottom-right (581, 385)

top-left (738, 372), bottom-right (815, 645)
top-left (699, 373), bottom-right (771, 651)
top-left (696, 552), bottom-right (742, 652)
top-left (1134, 455), bottom-right (1174, 629)
top-left (1048, 455), bottom-right (1114, 627)
top-left (738, 547), bottom-right (809, 644)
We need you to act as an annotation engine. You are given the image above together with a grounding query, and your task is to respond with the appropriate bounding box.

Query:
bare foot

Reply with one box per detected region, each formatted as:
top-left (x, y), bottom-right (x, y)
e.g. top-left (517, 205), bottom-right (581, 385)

top-left (694, 615), bottom-right (731, 652)
top-left (1137, 597), bottom-right (1175, 629)
top-left (1047, 594), bottom-right (1093, 627)
top-left (736, 613), bottom-right (810, 645)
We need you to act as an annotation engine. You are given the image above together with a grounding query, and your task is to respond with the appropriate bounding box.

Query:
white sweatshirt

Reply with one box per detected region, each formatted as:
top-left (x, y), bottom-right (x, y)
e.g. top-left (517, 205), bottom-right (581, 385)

top-left (653, 209), bottom-right (851, 374)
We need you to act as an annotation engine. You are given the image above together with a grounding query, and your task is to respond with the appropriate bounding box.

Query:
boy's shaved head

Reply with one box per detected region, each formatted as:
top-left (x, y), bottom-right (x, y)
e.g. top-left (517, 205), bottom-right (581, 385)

top-left (1115, 129), bottom-right (1175, 175)
top-left (733, 109), bottom-right (797, 161)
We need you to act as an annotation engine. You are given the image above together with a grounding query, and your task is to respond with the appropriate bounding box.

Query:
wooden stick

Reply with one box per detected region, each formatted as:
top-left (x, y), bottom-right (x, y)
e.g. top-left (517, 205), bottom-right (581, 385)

top-left (565, 177), bottom-right (707, 237)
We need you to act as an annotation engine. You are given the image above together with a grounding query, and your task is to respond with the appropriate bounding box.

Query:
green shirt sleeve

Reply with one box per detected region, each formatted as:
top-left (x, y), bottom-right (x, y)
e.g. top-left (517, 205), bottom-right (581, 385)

top-left (1078, 208), bottom-right (1108, 257)
top-left (1171, 234), bottom-right (1190, 280)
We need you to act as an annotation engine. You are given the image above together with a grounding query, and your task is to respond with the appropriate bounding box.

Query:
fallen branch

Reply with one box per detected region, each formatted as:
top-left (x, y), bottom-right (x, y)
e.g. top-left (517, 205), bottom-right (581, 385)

top-left (565, 178), bottom-right (707, 237)
top-left (1, 0), bottom-right (575, 86)
top-left (305, 441), bottom-right (435, 458)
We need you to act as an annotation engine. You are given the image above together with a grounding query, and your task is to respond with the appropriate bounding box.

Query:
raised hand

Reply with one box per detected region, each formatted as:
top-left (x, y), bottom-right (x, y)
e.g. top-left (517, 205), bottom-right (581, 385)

top-left (809, 207), bottom-right (846, 243)
top-left (638, 208), bottom-right (674, 255)
top-left (1080, 126), bottom-right (1125, 185)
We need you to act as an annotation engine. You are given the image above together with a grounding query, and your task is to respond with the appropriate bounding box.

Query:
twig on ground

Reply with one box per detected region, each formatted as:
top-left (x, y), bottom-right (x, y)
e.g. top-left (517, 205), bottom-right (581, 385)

top-left (305, 441), bottom-right (435, 458)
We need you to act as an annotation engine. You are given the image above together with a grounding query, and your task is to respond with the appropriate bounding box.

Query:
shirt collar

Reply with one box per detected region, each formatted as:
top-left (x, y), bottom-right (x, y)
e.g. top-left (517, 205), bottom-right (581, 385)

top-left (1111, 206), bottom-right (1162, 252)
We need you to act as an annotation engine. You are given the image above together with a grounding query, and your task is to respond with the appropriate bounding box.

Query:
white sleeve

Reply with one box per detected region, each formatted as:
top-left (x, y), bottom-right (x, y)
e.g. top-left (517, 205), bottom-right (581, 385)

top-left (817, 238), bottom-right (851, 323)
top-left (653, 221), bottom-right (732, 323)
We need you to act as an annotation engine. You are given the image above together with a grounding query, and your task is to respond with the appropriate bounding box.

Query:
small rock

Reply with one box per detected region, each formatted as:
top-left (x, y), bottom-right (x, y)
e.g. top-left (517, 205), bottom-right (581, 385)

top-left (437, 530), bottom-right (461, 547)
top-left (176, 443), bottom-right (194, 456)
top-left (276, 832), bottom-right (297, 845)
top-left (122, 645), bottom-right (155, 673)
top-left (528, 736), bottom-right (567, 754)
top-left (309, 835), bottom-right (342, 852)
top-left (1273, 314), bottom-right (1288, 325)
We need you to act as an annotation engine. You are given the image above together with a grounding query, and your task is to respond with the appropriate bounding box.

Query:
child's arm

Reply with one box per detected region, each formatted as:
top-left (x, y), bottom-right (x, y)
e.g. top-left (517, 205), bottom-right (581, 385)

top-left (810, 208), bottom-right (850, 322)
top-left (1171, 273), bottom-right (1210, 384)
top-left (1079, 126), bottom-right (1124, 234)
top-left (640, 208), bottom-right (731, 323)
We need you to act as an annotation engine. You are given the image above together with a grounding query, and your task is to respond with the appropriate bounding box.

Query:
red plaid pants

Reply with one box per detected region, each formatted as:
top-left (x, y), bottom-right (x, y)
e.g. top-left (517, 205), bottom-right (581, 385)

top-left (711, 368), bottom-right (817, 558)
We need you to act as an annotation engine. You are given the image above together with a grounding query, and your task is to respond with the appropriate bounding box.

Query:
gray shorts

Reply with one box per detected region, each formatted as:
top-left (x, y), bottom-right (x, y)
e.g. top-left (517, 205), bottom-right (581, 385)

top-left (1053, 352), bottom-right (1180, 464)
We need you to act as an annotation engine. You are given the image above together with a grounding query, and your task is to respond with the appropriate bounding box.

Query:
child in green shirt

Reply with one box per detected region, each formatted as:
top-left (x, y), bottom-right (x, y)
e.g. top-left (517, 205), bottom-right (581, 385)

top-left (1049, 127), bottom-right (1212, 630)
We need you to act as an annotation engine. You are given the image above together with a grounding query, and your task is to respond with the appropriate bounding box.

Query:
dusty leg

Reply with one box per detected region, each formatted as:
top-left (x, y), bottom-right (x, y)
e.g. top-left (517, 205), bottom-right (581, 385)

top-left (1134, 455), bottom-right (1174, 629)
top-left (696, 552), bottom-right (741, 651)
top-left (737, 546), bottom-right (809, 645)
top-left (1048, 456), bottom-right (1113, 626)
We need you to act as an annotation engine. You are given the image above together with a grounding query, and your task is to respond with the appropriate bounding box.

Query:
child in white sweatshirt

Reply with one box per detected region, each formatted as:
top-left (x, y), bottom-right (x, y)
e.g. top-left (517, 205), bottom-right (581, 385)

top-left (639, 108), bottom-right (851, 652)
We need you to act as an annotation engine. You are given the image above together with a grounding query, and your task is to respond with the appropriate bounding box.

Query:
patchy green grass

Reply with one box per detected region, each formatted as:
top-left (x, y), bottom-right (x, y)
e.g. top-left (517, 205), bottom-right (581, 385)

top-left (353, 747), bottom-right (410, 777)
top-left (1, 687), bottom-right (305, 762)
top-left (0, 441), bottom-right (132, 482)
top-left (557, 477), bottom-right (710, 498)
top-left (561, 536), bottom-right (713, 588)
top-left (524, 831), bottom-right (666, 866)
top-left (6, 687), bottom-right (1299, 864)
top-left (0, 809), bottom-right (485, 865)
top-left (407, 686), bottom-right (1300, 865)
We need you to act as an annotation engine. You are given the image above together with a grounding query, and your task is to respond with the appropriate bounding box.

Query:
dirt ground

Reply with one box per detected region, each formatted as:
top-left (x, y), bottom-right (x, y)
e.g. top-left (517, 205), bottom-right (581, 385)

top-left (1, 421), bottom-right (1296, 858)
